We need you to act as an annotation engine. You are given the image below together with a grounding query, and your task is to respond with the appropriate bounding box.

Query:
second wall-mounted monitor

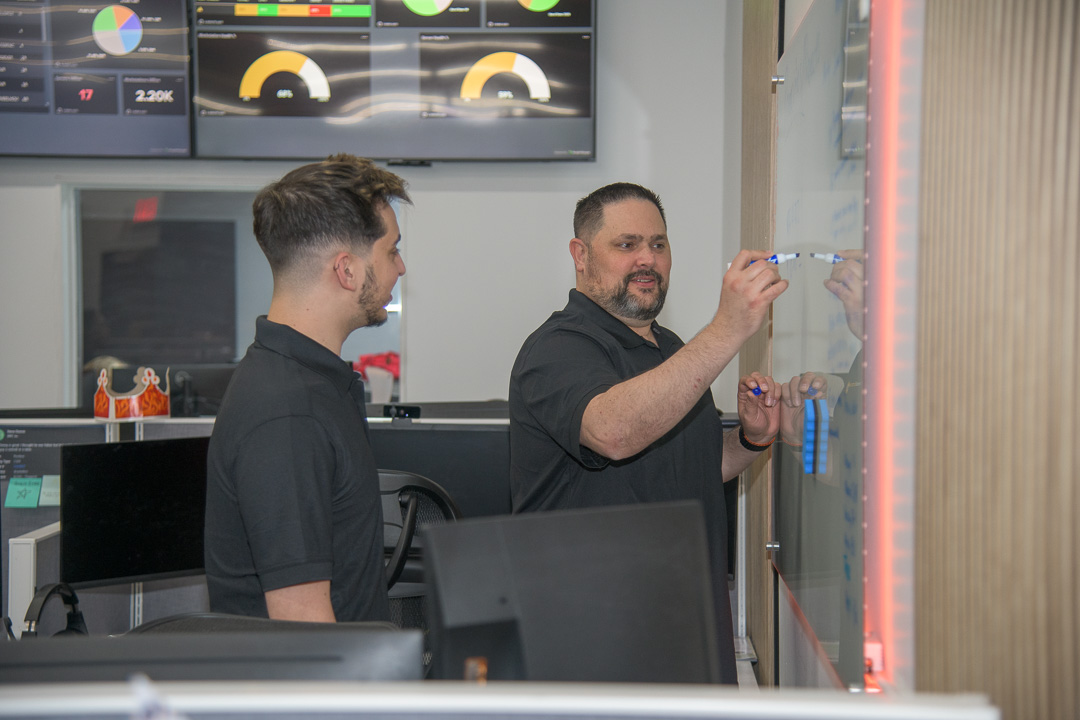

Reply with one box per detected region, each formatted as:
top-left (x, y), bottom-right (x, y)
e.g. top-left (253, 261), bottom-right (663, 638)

top-left (190, 0), bottom-right (595, 161)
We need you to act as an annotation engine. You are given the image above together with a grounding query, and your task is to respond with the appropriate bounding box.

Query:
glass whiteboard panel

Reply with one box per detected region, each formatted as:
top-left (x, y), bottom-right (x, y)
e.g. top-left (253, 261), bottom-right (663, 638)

top-left (772, 0), bottom-right (868, 689)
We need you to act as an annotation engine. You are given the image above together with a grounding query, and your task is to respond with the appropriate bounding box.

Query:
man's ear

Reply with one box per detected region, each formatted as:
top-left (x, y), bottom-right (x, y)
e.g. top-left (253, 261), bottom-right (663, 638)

top-left (569, 237), bottom-right (589, 274)
top-left (332, 251), bottom-right (364, 291)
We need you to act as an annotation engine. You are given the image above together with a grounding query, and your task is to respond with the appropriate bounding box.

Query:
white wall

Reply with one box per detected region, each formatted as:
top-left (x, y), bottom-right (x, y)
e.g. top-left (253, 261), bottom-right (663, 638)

top-left (0, 187), bottom-right (75, 408)
top-left (0, 0), bottom-right (746, 409)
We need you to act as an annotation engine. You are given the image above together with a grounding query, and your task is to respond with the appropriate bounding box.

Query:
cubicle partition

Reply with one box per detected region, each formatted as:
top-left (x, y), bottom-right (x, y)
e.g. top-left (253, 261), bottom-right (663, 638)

top-left (1, 421), bottom-right (105, 626)
top-left (142, 413), bottom-right (514, 519)
top-left (3, 411), bottom-right (511, 638)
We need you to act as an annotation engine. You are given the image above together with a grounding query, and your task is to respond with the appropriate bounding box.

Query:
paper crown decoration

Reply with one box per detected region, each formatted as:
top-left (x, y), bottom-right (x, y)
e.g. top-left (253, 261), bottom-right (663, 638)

top-left (93, 367), bottom-right (171, 422)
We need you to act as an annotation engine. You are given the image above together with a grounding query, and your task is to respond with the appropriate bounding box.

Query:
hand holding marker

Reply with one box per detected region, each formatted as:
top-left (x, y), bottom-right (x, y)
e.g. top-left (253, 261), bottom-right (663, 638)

top-left (725, 253), bottom-right (799, 396)
top-left (726, 252), bottom-right (800, 270)
top-left (809, 252), bottom-right (862, 264)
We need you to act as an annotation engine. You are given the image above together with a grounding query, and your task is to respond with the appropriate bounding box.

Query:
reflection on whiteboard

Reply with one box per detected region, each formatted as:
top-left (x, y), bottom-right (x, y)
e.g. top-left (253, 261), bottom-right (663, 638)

top-left (771, 0), bottom-right (867, 692)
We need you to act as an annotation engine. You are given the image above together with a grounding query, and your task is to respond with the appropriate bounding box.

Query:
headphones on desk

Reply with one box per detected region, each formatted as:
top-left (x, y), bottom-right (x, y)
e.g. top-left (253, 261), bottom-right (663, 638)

top-left (22, 582), bottom-right (88, 639)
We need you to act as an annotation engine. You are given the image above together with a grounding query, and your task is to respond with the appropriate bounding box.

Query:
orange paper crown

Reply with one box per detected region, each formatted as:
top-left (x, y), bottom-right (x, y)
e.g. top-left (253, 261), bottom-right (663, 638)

top-left (93, 367), bottom-right (171, 422)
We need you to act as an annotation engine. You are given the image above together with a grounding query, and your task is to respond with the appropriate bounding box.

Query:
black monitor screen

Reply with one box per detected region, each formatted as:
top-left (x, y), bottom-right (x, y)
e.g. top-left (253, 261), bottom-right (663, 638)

top-left (368, 421), bottom-right (511, 518)
top-left (167, 363), bottom-right (237, 417)
top-left (0, 0), bottom-right (192, 156)
top-left (424, 501), bottom-right (721, 683)
top-left (59, 436), bottom-right (208, 588)
top-left (191, 0), bottom-right (595, 160)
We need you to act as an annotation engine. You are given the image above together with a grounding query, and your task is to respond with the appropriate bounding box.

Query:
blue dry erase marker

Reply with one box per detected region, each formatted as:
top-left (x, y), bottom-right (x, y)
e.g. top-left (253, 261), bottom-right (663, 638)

top-left (752, 387), bottom-right (762, 396)
top-left (810, 252), bottom-right (863, 264)
top-left (727, 252), bottom-right (799, 269)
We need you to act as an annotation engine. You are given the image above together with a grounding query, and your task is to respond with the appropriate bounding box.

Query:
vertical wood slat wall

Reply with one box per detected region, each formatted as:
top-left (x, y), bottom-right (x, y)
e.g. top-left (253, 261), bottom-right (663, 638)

top-left (740, 0), bottom-right (780, 687)
top-left (917, 1), bottom-right (1078, 718)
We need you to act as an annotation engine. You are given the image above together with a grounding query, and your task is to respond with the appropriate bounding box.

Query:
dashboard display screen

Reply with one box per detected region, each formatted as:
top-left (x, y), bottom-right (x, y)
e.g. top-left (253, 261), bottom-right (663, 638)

top-left (0, 0), bottom-right (595, 160)
top-left (0, 0), bottom-right (191, 156)
top-left (192, 0), bottom-right (595, 161)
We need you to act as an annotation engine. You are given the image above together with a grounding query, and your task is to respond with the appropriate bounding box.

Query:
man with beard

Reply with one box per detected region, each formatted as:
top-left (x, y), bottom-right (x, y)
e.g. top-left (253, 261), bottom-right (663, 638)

top-left (508, 182), bottom-right (788, 683)
top-left (204, 154), bottom-right (408, 623)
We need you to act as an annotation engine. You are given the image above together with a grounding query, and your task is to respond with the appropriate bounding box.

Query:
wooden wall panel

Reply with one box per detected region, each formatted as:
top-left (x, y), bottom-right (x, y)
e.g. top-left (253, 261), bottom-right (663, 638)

top-left (740, 0), bottom-right (780, 687)
top-left (917, 1), bottom-right (1078, 718)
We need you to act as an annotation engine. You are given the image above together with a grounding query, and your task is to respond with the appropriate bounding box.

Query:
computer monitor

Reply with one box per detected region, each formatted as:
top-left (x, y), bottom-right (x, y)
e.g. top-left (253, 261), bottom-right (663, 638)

top-left (368, 421), bottom-right (511, 518)
top-left (59, 436), bottom-right (209, 588)
top-left (423, 501), bottom-right (721, 683)
top-left (0, 628), bottom-right (423, 683)
top-left (167, 364), bottom-right (237, 417)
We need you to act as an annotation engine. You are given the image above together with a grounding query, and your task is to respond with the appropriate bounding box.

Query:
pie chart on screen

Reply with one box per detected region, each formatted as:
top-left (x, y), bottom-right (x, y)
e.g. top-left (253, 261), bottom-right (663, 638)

top-left (519, 0), bottom-right (561, 10)
top-left (92, 5), bottom-right (143, 56)
top-left (402, 0), bottom-right (454, 16)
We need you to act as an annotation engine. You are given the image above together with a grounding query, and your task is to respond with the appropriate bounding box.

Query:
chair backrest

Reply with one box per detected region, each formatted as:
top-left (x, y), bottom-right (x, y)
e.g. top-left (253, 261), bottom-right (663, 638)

top-left (379, 470), bottom-right (462, 676)
top-left (380, 470), bottom-right (463, 523)
top-left (380, 470), bottom-right (462, 589)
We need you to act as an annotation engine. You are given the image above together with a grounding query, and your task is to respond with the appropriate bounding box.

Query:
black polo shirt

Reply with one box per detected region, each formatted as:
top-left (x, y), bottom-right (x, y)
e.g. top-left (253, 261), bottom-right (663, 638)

top-left (509, 289), bottom-right (736, 683)
top-left (205, 316), bottom-right (389, 622)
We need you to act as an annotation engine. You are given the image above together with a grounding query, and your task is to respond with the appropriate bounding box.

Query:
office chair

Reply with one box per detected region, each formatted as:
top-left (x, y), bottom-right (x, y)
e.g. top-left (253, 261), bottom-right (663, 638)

top-left (380, 470), bottom-right (462, 673)
top-left (380, 470), bottom-right (463, 591)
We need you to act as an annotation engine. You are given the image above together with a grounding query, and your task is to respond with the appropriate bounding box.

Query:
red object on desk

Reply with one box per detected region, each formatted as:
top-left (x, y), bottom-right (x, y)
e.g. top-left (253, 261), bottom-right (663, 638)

top-left (354, 351), bottom-right (400, 380)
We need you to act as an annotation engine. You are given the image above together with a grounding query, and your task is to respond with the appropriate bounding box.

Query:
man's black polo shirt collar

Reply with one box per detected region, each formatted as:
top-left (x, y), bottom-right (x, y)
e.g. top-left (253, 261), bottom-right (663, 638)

top-left (565, 288), bottom-right (676, 353)
top-left (253, 316), bottom-right (360, 398)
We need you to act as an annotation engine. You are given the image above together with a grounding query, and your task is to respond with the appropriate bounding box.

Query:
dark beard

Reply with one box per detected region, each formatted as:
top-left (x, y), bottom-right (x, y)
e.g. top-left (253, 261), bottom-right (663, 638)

top-left (596, 269), bottom-right (667, 322)
top-left (357, 265), bottom-right (387, 328)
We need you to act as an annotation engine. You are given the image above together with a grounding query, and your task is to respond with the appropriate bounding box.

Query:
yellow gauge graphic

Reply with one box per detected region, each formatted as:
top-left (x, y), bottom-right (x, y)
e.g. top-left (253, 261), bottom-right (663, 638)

top-left (460, 52), bottom-right (551, 101)
top-left (239, 50), bottom-right (331, 100)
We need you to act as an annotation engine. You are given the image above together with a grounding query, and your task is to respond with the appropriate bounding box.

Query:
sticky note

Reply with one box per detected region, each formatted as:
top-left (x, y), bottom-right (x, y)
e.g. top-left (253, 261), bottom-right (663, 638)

top-left (4, 477), bottom-right (42, 508)
top-left (39, 474), bottom-right (61, 507)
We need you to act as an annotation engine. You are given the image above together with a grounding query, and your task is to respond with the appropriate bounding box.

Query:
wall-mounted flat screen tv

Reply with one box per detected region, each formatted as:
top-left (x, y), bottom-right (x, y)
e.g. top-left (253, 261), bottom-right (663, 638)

top-left (0, 0), bottom-right (192, 157)
top-left (191, 0), bottom-right (596, 161)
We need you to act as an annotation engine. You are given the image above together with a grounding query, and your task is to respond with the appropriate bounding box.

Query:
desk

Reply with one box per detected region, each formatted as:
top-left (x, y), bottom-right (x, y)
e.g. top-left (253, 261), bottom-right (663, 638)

top-left (0, 681), bottom-right (999, 719)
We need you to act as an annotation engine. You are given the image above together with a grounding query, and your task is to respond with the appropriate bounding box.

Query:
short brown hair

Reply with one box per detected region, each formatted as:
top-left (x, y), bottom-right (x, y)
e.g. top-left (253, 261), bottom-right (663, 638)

top-left (573, 182), bottom-right (666, 242)
top-left (252, 153), bottom-right (411, 276)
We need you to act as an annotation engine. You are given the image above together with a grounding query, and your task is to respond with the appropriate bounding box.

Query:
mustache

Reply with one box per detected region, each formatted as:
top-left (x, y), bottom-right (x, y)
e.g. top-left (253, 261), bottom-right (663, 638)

top-left (624, 269), bottom-right (663, 286)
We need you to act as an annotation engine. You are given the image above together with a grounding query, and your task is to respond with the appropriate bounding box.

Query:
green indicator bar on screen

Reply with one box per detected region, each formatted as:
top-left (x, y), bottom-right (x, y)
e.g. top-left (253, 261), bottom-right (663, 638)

top-left (331, 4), bottom-right (371, 17)
top-left (256, 4), bottom-right (279, 15)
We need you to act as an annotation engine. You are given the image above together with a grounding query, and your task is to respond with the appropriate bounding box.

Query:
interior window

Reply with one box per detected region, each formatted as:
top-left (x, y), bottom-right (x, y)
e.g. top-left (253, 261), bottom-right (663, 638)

top-left (78, 189), bottom-right (402, 412)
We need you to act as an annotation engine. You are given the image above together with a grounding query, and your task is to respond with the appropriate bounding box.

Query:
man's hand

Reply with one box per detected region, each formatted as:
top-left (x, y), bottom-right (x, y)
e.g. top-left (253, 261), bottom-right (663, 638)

top-left (721, 371), bottom-right (779, 481)
top-left (823, 250), bottom-right (865, 340)
top-left (714, 249), bottom-right (790, 346)
top-left (779, 372), bottom-right (829, 446)
top-left (738, 371), bottom-right (780, 444)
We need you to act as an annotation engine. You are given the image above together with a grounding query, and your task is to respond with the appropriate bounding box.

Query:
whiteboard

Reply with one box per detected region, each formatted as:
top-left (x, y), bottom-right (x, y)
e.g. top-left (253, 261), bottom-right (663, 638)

top-left (771, 0), bottom-right (867, 690)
